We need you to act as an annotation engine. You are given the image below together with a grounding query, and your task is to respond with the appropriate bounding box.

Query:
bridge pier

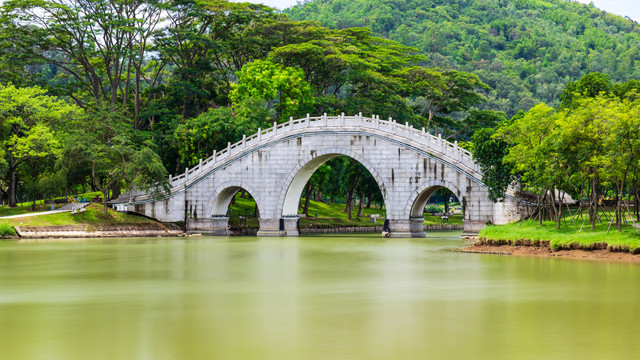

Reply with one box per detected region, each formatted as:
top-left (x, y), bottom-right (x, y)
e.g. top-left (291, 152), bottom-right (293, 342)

top-left (256, 218), bottom-right (285, 237)
top-left (462, 219), bottom-right (486, 237)
top-left (187, 217), bottom-right (230, 236)
top-left (282, 217), bottom-right (300, 236)
top-left (387, 218), bottom-right (427, 238)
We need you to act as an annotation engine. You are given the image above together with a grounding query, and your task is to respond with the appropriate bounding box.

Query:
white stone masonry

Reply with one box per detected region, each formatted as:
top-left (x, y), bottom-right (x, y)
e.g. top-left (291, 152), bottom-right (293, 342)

top-left (115, 114), bottom-right (530, 237)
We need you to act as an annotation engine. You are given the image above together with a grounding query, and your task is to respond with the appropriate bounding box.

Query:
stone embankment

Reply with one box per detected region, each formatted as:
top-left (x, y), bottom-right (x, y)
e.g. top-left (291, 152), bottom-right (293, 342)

top-left (231, 224), bottom-right (463, 236)
top-left (14, 223), bottom-right (182, 238)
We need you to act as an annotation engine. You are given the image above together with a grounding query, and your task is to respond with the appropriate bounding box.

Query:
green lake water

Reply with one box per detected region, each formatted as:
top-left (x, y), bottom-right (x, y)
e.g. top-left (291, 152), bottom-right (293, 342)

top-left (1, 232), bottom-right (639, 360)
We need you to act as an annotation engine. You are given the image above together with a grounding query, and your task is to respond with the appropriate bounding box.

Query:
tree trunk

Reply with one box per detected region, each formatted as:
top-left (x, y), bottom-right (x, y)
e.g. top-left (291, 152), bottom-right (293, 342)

top-left (357, 189), bottom-right (365, 218)
top-left (344, 189), bottom-right (354, 220)
top-left (303, 183), bottom-right (313, 215)
top-left (556, 192), bottom-right (563, 230)
top-left (8, 155), bottom-right (16, 207)
top-left (444, 192), bottom-right (450, 214)
top-left (103, 189), bottom-right (109, 216)
top-left (111, 181), bottom-right (121, 200)
top-left (591, 174), bottom-right (598, 230)
top-left (315, 189), bottom-right (323, 202)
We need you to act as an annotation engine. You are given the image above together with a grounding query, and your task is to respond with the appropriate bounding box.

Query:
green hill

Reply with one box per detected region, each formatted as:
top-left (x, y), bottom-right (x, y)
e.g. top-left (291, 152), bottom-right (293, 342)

top-left (286, 0), bottom-right (640, 117)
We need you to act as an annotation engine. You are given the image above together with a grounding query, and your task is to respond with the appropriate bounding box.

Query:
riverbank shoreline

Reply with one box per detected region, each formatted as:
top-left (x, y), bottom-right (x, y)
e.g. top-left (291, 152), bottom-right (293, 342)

top-left (12, 224), bottom-right (183, 239)
top-left (459, 238), bottom-right (640, 264)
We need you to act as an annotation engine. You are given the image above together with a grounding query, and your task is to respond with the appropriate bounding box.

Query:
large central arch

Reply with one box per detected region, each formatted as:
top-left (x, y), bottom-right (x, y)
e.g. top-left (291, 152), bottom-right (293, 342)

top-left (275, 147), bottom-right (389, 236)
top-left (278, 147), bottom-right (388, 217)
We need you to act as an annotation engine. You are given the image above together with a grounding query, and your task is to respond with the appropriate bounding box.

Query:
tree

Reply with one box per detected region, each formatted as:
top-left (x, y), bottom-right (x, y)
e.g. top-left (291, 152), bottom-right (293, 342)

top-left (560, 72), bottom-right (612, 108)
top-left (0, 84), bottom-right (77, 207)
top-left (472, 126), bottom-right (514, 202)
top-left (398, 66), bottom-right (490, 132)
top-left (2, 0), bottom-right (163, 118)
top-left (230, 59), bottom-right (314, 123)
top-left (153, 0), bottom-right (279, 118)
top-left (173, 107), bottom-right (248, 168)
top-left (64, 105), bottom-right (169, 215)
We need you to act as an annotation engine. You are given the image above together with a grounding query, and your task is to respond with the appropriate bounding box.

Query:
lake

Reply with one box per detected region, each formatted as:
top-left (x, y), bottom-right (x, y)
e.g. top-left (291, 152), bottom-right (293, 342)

top-left (1, 232), bottom-right (639, 359)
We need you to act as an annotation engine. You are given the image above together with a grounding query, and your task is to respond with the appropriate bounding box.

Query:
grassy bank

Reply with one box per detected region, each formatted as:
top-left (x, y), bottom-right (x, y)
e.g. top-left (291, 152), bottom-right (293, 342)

top-left (480, 219), bottom-right (640, 253)
top-left (0, 204), bottom-right (155, 228)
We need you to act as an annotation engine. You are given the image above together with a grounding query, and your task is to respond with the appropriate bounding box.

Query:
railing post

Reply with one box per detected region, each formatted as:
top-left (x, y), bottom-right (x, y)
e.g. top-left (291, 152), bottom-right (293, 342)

top-left (257, 128), bottom-right (261, 142)
top-left (289, 116), bottom-right (293, 127)
top-left (422, 127), bottom-right (425, 133)
top-left (169, 174), bottom-right (173, 183)
top-left (185, 167), bottom-right (189, 182)
top-left (341, 112), bottom-right (345, 127)
top-left (199, 158), bottom-right (203, 169)
top-left (227, 141), bottom-right (231, 154)
top-left (273, 121), bottom-right (277, 135)
top-left (242, 134), bottom-right (246, 147)
top-left (213, 150), bottom-right (217, 162)
top-left (375, 116), bottom-right (379, 129)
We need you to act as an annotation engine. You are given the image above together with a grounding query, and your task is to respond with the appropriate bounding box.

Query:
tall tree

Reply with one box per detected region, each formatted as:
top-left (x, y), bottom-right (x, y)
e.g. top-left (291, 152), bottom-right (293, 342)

top-left (2, 0), bottom-right (163, 116)
top-left (0, 84), bottom-right (77, 207)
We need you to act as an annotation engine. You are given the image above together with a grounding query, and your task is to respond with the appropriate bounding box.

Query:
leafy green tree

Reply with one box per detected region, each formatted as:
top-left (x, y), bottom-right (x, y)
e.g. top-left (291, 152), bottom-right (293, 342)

top-left (398, 66), bottom-right (490, 132)
top-left (230, 59), bottom-right (314, 123)
top-left (472, 126), bottom-right (514, 202)
top-left (560, 72), bottom-right (612, 108)
top-left (2, 0), bottom-right (163, 118)
top-left (0, 85), bottom-right (77, 207)
top-left (173, 107), bottom-right (250, 168)
top-left (64, 105), bottom-right (169, 215)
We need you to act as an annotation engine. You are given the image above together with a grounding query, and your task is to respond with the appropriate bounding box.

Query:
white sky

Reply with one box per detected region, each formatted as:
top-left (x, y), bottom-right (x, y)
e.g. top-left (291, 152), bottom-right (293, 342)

top-left (233, 0), bottom-right (640, 22)
top-left (574, 0), bottom-right (640, 22)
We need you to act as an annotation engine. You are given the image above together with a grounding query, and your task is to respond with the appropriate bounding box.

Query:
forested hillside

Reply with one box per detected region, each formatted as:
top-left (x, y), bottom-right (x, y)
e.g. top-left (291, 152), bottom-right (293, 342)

top-left (286, 0), bottom-right (640, 116)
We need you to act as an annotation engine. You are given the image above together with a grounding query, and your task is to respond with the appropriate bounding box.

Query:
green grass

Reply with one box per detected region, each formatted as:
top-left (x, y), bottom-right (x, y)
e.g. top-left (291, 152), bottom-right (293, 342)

top-left (480, 216), bottom-right (640, 253)
top-left (227, 193), bottom-right (463, 229)
top-left (0, 203), bottom-right (155, 228)
top-left (0, 191), bottom-right (106, 218)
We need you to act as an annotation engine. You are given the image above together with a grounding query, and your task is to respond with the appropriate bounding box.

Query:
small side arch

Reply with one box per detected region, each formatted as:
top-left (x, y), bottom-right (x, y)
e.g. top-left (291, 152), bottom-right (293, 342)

top-left (405, 179), bottom-right (465, 219)
top-left (277, 146), bottom-right (388, 217)
top-left (205, 180), bottom-right (262, 218)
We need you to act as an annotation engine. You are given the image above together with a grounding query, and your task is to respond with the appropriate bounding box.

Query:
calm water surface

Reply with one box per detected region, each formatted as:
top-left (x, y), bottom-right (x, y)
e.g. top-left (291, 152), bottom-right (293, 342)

top-left (1, 232), bottom-right (639, 360)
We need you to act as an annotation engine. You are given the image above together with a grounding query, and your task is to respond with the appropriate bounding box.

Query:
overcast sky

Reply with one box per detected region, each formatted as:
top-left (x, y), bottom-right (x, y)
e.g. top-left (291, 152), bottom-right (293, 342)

top-left (232, 0), bottom-right (640, 22)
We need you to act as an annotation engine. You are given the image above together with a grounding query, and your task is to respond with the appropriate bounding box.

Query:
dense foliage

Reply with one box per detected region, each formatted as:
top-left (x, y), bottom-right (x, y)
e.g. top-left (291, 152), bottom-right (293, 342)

top-left (478, 73), bottom-right (640, 233)
top-left (0, 0), bottom-right (477, 211)
top-left (287, 0), bottom-right (640, 117)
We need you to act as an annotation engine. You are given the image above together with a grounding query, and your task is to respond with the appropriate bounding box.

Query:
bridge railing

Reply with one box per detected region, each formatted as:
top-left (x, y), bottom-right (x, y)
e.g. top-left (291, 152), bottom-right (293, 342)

top-left (168, 114), bottom-right (479, 188)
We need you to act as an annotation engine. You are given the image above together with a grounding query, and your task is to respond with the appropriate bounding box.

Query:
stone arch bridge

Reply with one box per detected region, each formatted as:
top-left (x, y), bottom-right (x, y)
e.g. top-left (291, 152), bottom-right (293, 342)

top-left (115, 114), bottom-right (528, 237)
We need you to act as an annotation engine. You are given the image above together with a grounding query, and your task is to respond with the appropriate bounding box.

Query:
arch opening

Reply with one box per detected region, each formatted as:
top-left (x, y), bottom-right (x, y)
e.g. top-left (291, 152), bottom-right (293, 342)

top-left (210, 186), bottom-right (261, 232)
top-left (280, 153), bottom-right (387, 231)
top-left (410, 186), bottom-right (464, 223)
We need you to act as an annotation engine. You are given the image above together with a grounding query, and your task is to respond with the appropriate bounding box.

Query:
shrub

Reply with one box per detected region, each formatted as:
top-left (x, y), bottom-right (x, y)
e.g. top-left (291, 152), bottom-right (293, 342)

top-left (0, 223), bottom-right (16, 237)
top-left (425, 205), bottom-right (442, 213)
